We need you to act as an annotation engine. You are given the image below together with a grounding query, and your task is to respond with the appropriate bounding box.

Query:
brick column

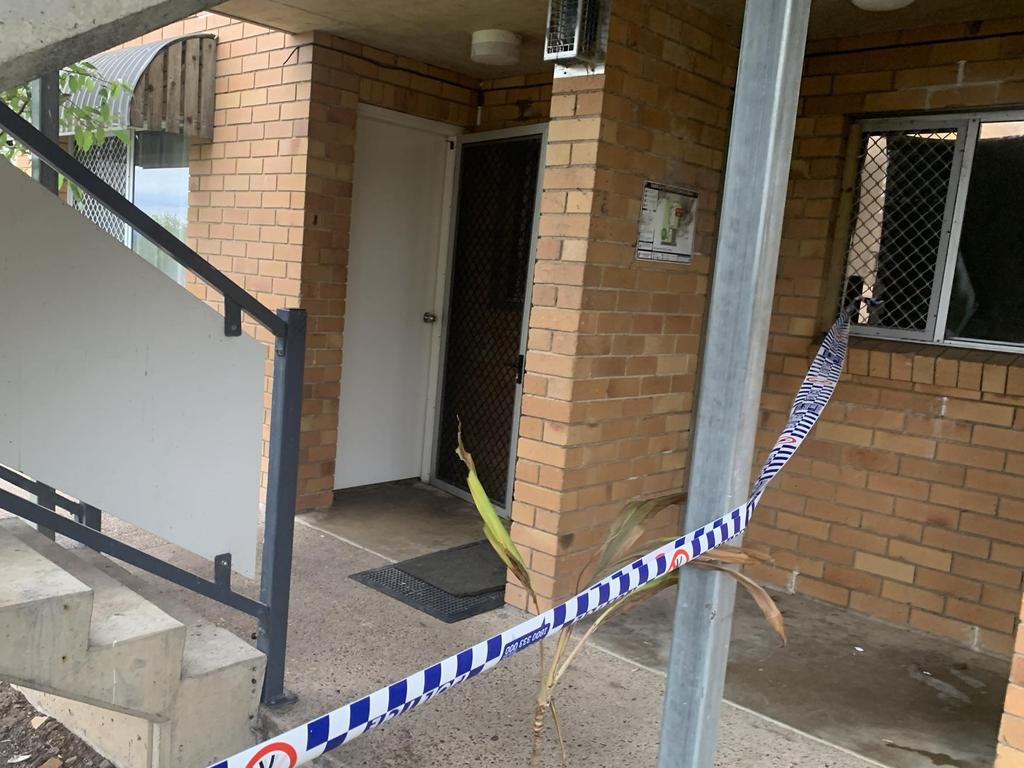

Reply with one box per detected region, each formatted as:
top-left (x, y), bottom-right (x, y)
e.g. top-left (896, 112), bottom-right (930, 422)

top-left (998, 597), bottom-right (1024, 766)
top-left (509, 0), bottom-right (738, 610)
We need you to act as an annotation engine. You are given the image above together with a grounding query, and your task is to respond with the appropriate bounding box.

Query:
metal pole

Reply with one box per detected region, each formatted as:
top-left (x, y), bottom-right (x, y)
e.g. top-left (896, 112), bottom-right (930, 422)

top-left (258, 308), bottom-right (306, 706)
top-left (656, 1), bottom-right (810, 766)
top-left (30, 72), bottom-right (59, 194)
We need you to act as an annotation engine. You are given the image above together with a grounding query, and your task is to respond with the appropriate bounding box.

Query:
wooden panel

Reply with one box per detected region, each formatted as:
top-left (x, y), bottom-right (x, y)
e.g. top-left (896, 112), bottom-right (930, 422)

top-left (164, 42), bottom-right (183, 135)
top-left (129, 76), bottom-right (146, 129)
top-left (128, 36), bottom-right (215, 140)
top-left (182, 37), bottom-right (201, 138)
top-left (198, 37), bottom-right (217, 141)
top-left (147, 50), bottom-right (165, 130)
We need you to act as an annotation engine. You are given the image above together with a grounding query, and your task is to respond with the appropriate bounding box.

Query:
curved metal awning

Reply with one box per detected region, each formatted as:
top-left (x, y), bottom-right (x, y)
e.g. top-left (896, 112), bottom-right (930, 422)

top-left (62, 33), bottom-right (217, 140)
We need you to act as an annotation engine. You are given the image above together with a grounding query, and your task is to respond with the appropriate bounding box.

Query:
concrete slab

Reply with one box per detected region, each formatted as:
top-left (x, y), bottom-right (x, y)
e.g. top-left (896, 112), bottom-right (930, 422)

top-left (594, 588), bottom-right (1008, 768)
top-left (298, 482), bottom-right (1008, 768)
top-left (98, 509), bottom-right (879, 768)
top-left (304, 480), bottom-right (485, 562)
top-left (0, 0), bottom-right (219, 91)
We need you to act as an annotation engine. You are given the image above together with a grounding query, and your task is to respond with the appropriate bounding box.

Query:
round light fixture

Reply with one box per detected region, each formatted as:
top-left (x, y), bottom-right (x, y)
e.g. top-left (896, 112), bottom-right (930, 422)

top-left (851, 0), bottom-right (915, 10)
top-left (471, 29), bottom-right (522, 67)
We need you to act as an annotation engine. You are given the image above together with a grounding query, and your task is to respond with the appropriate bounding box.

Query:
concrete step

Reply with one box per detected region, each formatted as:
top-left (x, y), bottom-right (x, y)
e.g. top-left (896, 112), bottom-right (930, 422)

top-left (0, 521), bottom-right (94, 685)
top-left (9, 519), bottom-right (267, 768)
top-left (24, 622), bottom-right (266, 768)
top-left (0, 519), bottom-right (186, 718)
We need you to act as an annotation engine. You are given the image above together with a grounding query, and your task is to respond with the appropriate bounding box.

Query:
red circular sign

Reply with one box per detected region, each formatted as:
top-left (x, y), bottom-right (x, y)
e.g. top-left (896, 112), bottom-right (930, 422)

top-left (671, 548), bottom-right (690, 568)
top-left (245, 742), bottom-right (298, 768)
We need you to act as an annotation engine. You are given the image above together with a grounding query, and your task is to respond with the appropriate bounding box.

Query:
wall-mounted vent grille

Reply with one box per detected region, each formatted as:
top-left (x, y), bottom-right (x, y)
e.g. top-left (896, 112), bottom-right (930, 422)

top-left (544, 0), bottom-right (602, 63)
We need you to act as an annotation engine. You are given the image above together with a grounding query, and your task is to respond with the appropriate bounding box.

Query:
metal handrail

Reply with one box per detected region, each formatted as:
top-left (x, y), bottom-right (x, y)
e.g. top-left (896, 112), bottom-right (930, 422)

top-left (0, 101), bottom-right (304, 706)
top-left (0, 99), bottom-right (286, 338)
top-left (0, 481), bottom-right (266, 617)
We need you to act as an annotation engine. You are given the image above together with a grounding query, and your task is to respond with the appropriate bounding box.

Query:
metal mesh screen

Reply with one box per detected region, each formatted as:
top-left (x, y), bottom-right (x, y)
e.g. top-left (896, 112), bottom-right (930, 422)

top-left (434, 136), bottom-right (541, 505)
top-left (546, 0), bottom-right (581, 58)
top-left (72, 136), bottom-right (130, 244)
top-left (545, 0), bottom-right (599, 61)
top-left (843, 129), bottom-right (957, 332)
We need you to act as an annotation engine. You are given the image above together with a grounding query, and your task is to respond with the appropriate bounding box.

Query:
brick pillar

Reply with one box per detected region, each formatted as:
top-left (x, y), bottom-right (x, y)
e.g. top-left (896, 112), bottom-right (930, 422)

top-left (293, 41), bottom-right (357, 511)
top-left (998, 597), bottom-right (1024, 766)
top-left (509, 0), bottom-right (738, 611)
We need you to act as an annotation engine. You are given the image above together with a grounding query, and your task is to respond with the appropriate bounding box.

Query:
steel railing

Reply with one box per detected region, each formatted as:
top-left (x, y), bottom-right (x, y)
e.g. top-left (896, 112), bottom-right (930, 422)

top-left (0, 99), bottom-right (303, 706)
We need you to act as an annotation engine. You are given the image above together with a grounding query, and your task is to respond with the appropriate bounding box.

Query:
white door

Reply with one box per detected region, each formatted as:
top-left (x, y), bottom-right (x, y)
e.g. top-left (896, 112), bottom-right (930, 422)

top-left (334, 107), bottom-right (456, 489)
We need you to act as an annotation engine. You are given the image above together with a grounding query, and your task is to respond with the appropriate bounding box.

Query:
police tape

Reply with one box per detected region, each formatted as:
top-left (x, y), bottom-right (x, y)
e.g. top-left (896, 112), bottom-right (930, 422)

top-left (213, 312), bottom-right (851, 768)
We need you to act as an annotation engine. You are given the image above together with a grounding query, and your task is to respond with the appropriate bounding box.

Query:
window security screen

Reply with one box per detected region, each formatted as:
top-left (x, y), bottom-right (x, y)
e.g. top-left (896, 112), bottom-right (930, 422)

top-left (842, 115), bottom-right (1024, 351)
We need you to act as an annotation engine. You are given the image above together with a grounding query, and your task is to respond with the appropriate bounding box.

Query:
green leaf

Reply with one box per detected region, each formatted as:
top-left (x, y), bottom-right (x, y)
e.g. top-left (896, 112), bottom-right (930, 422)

top-left (455, 423), bottom-right (534, 598)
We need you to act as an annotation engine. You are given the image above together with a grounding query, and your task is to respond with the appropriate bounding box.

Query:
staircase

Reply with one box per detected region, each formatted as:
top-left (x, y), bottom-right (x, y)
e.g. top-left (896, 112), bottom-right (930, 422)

top-left (0, 518), bottom-right (265, 768)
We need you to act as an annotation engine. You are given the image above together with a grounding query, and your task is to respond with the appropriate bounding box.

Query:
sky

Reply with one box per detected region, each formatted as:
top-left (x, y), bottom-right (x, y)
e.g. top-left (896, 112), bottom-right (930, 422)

top-left (133, 166), bottom-right (188, 218)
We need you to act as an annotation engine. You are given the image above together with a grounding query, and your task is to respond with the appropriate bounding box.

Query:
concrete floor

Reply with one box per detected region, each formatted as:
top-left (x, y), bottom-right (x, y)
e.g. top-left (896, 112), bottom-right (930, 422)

top-left (73, 481), bottom-right (876, 768)
top-left (304, 480), bottom-right (483, 561)
top-left (304, 480), bottom-right (1010, 768)
top-left (39, 478), bottom-right (1005, 767)
top-left (596, 589), bottom-right (1007, 768)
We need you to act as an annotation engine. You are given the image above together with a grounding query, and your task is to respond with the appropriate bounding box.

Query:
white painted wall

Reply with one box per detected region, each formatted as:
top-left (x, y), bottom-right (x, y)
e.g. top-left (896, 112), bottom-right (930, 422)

top-left (334, 107), bottom-right (455, 489)
top-left (0, 160), bottom-right (265, 575)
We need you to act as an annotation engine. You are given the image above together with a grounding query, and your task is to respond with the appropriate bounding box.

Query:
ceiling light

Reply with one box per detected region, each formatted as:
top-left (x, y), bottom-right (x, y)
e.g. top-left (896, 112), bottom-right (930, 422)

top-left (851, 0), bottom-right (915, 10)
top-left (471, 30), bottom-right (522, 67)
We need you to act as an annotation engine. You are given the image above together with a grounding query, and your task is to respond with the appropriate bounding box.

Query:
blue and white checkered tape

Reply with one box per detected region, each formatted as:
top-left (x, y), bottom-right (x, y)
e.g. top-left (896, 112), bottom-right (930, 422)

top-left (213, 312), bottom-right (851, 768)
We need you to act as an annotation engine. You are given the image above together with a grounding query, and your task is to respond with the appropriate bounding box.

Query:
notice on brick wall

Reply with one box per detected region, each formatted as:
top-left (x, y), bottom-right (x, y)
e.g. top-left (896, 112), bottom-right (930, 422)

top-left (635, 180), bottom-right (698, 264)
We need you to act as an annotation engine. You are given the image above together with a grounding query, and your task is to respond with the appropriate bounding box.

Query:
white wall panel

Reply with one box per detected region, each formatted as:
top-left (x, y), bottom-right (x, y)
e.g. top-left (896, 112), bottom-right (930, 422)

top-left (0, 160), bottom-right (264, 575)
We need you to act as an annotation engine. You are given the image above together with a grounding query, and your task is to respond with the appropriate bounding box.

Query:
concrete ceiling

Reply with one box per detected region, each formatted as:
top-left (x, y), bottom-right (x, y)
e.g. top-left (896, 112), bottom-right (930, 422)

top-left (214, 0), bottom-right (1024, 80)
top-left (689, 0), bottom-right (1024, 41)
top-left (214, 0), bottom-right (551, 78)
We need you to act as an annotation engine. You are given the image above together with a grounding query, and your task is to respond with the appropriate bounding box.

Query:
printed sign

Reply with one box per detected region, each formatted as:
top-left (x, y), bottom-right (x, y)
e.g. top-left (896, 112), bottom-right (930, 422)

top-left (244, 742), bottom-right (297, 768)
top-left (635, 180), bottom-right (698, 264)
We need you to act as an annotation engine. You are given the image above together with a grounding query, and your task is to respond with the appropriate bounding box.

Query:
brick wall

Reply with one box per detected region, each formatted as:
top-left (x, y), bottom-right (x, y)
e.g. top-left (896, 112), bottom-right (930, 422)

top-left (507, 0), bottom-right (738, 610)
top-left (998, 597), bottom-right (1024, 766)
top-left (478, 73), bottom-right (552, 131)
top-left (746, 18), bottom-right (1024, 655)
top-left (132, 13), bottom-right (508, 510)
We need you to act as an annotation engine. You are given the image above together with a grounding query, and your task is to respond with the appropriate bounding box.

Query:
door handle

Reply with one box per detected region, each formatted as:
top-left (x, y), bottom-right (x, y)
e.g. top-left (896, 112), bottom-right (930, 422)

top-left (423, 312), bottom-right (437, 324)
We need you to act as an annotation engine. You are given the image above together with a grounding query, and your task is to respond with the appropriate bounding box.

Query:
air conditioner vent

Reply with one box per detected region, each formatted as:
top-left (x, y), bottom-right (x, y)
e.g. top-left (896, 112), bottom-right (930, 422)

top-left (544, 0), bottom-right (603, 63)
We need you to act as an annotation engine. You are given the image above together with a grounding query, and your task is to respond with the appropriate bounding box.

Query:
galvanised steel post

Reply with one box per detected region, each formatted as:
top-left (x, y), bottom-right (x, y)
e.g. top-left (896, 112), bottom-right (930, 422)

top-left (656, 1), bottom-right (811, 765)
top-left (259, 308), bottom-right (306, 706)
top-left (30, 72), bottom-right (59, 194)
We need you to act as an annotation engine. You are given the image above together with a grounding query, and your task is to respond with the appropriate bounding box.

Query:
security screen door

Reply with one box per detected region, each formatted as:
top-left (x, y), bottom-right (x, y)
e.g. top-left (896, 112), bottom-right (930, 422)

top-left (433, 131), bottom-right (543, 508)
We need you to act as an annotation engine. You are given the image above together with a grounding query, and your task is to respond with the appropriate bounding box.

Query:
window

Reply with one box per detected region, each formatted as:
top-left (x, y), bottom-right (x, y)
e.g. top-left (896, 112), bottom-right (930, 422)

top-left (71, 130), bottom-right (190, 285)
top-left (842, 112), bottom-right (1024, 351)
top-left (131, 132), bottom-right (189, 284)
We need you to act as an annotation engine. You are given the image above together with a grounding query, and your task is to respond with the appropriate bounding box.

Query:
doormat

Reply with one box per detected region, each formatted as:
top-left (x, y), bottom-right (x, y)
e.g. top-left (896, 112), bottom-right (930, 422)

top-left (396, 540), bottom-right (506, 596)
top-left (350, 541), bottom-right (506, 623)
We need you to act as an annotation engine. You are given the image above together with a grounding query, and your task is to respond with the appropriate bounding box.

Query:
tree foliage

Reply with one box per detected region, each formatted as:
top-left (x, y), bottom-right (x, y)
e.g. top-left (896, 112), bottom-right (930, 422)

top-left (1, 62), bottom-right (131, 165)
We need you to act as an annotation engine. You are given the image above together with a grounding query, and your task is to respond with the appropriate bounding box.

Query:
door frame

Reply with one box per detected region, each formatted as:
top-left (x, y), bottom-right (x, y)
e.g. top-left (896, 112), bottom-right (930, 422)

top-left (426, 122), bottom-right (549, 515)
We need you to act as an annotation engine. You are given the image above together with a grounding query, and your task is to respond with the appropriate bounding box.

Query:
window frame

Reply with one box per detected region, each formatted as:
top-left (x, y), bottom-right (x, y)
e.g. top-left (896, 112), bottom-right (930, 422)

top-left (846, 108), bottom-right (1024, 354)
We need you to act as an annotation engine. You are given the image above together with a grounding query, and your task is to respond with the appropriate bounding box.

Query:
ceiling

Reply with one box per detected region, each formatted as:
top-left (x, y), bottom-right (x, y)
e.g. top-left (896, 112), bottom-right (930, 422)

top-left (214, 0), bottom-right (551, 78)
top-left (214, 0), bottom-right (1024, 80)
top-left (689, 0), bottom-right (1024, 41)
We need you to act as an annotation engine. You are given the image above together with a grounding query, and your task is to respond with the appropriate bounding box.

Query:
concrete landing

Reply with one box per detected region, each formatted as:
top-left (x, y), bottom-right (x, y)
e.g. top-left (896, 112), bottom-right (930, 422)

top-left (306, 480), bottom-right (484, 562)
top-left (302, 481), bottom-right (1009, 768)
top-left (595, 587), bottom-right (1008, 768)
top-left (93, 480), bottom-right (1008, 767)
top-left (99, 505), bottom-right (876, 767)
